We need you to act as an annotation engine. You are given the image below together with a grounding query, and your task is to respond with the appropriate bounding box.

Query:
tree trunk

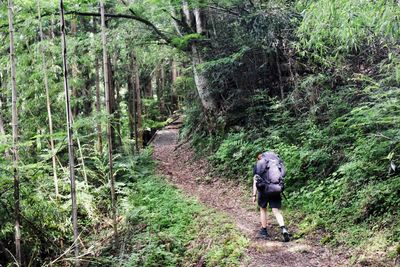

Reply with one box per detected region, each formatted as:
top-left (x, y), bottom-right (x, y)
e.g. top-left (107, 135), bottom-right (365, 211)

top-left (114, 79), bottom-right (122, 149)
top-left (37, 0), bottom-right (59, 198)
top-left (7, 0), bottom-right (21, 264)
top-left (171, 59), bottom-right (179, 110)
top-left (191, 44), bottom-right (217, 112)
top-left (100, 0), bottom-right (119, 249)
top-left (107, 56), bottom-right (117, 150)
top-left (95, 58), bottom-right (103, 154)
top-left (60, 1), bottom-right (79, 264)
top-left (127, 77), bottom-right (135, 142)
top-left (83, 69), bottom-right (93, 116)
top-left (275, 46), bottom-right (284, 100)
top-left (156, 62), bottom-right (166, 115)
top-left (193, 8), bottom-right (204, 34)
top-left (144, 76), bottom-right (152, 98)
top-left (71, 19), bottom-right (79, 117)
top-left (131, 51), bottom-right (143, 151)
top-left (182, 2), bottom-right (218, 115)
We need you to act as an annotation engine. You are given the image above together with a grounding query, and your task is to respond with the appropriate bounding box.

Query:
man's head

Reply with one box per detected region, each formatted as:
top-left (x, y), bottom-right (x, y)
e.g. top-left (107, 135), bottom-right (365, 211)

top-left (257, 153), bottom-right (263, 160)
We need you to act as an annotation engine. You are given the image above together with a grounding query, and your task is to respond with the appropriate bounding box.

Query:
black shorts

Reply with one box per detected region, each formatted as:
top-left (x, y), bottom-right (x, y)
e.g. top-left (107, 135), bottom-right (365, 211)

top-left (257, 192), bottom-right (282, 209)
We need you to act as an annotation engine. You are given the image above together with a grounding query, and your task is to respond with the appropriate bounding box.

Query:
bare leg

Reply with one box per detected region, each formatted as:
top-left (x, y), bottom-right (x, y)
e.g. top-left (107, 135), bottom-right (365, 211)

top-left (260, 208), bottom-right (267, 228)
top-left (272, 208), bottom-right (285, 227)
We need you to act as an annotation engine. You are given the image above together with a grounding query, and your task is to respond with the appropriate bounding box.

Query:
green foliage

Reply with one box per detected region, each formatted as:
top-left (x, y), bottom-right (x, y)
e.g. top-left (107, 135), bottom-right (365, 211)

top-left (297, 0), bottom-right (400, 64)
top-left (171, 33), bottom-right (203, 50)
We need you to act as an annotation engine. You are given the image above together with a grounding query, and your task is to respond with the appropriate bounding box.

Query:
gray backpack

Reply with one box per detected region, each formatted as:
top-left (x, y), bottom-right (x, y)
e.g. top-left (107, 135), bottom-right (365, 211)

top-left (256, 152), bottom-right (286, 195)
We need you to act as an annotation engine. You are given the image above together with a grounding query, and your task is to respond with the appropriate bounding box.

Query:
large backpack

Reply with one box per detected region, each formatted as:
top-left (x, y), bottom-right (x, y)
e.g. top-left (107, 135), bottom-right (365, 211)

top-left (255, 152), bottom-right (286, 196)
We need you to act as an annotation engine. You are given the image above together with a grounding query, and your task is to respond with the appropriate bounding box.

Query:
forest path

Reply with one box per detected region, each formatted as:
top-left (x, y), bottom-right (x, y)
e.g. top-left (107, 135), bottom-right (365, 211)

top-left (152, 124), bottom-right (352, 267)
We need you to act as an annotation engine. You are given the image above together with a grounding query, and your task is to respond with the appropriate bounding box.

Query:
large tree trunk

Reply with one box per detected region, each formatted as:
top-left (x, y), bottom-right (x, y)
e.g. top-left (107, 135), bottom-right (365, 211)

top-left (7, 0), bottom-right (22, 264)
top-left (191, 44), bottom-right (217, 112)
top-left (182, 2), bottom-right (218, 115)
top-left (100, 0), bottom-right (119, 249)
top-left (60, 1), bottom-right (79, 264)
top-left (37, 0), bottom-right (59, 197)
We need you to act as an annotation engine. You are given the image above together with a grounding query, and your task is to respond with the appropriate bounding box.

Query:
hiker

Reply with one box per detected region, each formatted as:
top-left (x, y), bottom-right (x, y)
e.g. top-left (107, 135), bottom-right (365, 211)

top-left (252, 152), bottom-right (290, 242)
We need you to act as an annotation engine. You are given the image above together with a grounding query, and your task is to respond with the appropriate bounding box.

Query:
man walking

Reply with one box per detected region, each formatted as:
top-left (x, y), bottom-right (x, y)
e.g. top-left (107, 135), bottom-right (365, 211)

top-left (252, 152), bottom-right (290, 242)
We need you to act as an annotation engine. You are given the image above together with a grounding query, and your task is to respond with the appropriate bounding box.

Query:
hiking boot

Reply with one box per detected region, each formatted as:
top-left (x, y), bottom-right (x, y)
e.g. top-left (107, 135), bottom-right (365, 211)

top-left (258, 227), bottom-right (270, 239)
top-left (281, 226), bottom-right (290, 242)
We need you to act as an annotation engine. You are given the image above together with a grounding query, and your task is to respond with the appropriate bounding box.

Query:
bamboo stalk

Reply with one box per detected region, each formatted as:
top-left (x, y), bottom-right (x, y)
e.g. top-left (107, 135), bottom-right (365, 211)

top-left (37, 0), bottom-right (59, 198)
top-left (7, 0), bottom-right (22, 264)
top-left (100, 0), bottom-right (119, 249)
top-left (59, 0), bottom-right (79, 264)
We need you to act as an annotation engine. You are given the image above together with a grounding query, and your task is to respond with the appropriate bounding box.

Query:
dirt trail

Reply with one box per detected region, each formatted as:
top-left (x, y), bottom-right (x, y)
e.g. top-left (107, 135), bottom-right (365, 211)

top-left (152, 126), bottom-right (352, 267)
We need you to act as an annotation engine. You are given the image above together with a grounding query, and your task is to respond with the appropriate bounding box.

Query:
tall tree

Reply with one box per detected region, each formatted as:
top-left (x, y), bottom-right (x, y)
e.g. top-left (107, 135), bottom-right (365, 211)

top-left (37, 0), bottom-right (59, 197)
top-left (100, 0), bottom-right (118, 248)
top-left (60, 0), bottom-right (79, 263)
top-left (95, 58), bottom-right (103, 154)
top-left (132, 51), bottom-right (143, 151)
top-left (7, 0), bottom-right (22, 264)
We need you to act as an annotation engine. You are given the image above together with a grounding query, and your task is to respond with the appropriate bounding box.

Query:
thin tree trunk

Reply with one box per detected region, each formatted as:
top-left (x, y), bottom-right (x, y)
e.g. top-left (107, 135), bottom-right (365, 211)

top-left (7, 0), bottom-right (21, 264)
top-left (128, 52), bottom-right (139, 153)
top-left (71, 19), bottom-right (79, 117)
top-left (37, 0), bottom-right (59, 197)
top-left (95, 58), bottom-right (103, 154)
top-left (275, 46), bottom-right (284, 100)
top-left (171, 59), bottom-right (179, 110)
top-left (107, 56), bottom-right (117, 150)
top-left (60, 1), bottom-right (79, 264)
top-left (100, 0), bottom-right (119, 249)
top-left (160, 61), bottom-right (166, 114)
top-left (171, 60), bottom-right (178, 82)
top-left (127, 77), bottom-right (135, 149)
top-left (156, 63), bottom-right (166, 115)
top-left (132, 51), bottom-right (143, 150)
top-left (115, 79), bottom-right (123, 149)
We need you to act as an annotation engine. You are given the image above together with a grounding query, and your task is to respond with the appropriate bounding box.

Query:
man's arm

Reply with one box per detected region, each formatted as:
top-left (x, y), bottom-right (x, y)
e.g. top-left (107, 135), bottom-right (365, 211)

top-left (253, 179), bottom-right (257, 197)
top-left (252, 177), bottom-right (257, 203)
top-left (252, 165), bottom-right (257, 202)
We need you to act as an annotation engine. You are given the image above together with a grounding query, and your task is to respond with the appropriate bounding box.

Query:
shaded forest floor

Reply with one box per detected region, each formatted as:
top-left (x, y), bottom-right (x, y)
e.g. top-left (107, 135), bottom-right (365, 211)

top-left (152, 123), bottom-right (360, 267)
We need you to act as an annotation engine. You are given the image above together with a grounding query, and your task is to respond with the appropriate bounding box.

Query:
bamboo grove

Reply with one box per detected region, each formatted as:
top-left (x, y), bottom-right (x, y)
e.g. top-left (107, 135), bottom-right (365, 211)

top-left (1, 0), bottom-right (182, 264)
